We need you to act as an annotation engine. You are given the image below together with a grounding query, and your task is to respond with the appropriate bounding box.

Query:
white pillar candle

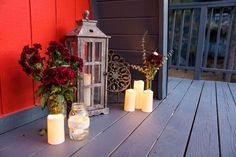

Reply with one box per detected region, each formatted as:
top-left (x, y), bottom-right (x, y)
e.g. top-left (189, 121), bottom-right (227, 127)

top-left (84, 73), bottom-right (91, 107)
top-left (124, 89), bottom-right (136, 112)
top-left (133, 80), bottom-right (144, 109)
top-left (47, 114), bottom-right (65, 145)
top-left (141, 90), bottom-right (153, 112)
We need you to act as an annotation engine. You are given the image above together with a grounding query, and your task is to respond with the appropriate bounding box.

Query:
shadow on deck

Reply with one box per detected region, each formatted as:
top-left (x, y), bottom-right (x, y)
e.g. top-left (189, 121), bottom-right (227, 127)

top-left (0, 77), bottom-right (236, 157)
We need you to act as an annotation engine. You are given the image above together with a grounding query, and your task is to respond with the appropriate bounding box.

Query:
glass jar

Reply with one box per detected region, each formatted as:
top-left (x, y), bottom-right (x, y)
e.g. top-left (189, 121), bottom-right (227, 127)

top-left (68, 102), bottom-right (90, 140)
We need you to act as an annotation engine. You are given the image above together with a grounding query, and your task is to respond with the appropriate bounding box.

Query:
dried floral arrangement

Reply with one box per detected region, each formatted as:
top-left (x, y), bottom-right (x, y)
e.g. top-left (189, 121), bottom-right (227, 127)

top-left (129, 31), bottom-right (173, 89)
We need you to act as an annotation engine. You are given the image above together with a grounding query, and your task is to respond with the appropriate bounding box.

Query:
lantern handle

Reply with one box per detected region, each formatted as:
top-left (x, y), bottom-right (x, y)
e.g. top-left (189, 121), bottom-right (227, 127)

top-left (83, 10), bottom-right (89, 21)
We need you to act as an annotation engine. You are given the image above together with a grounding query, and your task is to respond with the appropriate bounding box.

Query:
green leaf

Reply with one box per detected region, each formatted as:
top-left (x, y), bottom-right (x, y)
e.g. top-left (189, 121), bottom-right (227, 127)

top-left (56, 94), bottom-right (65, 103)
top-left (50, 85), bottom-right (61, 94)
top-left (40, 96), bottom-right (47, 108)
top-left (35, 85), bottom-right (44, 97)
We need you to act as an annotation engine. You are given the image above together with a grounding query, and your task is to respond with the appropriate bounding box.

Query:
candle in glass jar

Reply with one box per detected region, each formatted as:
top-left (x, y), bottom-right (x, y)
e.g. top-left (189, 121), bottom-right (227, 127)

top-left (47, 114), bottom-right (65, 145)
top-left (84, 73), bottom-right (91, 107)
top-left (133, 80), bottom-right (144, 109)
top-left (141, 90), bottom-right (153, 112)
top-left (124, 89), bottom-right (136, 112)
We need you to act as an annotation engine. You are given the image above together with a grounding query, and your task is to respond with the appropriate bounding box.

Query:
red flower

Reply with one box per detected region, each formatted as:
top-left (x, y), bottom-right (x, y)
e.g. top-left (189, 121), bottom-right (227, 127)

top-left (42, 67), bottom-right (76, 86)
top-left (146, 52), bottom-right (163, 67)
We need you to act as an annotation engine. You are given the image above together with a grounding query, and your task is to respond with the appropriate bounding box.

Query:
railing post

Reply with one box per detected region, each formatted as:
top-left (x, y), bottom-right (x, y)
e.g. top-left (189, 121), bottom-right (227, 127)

top-left (194, 6), bottom-right (207, 80)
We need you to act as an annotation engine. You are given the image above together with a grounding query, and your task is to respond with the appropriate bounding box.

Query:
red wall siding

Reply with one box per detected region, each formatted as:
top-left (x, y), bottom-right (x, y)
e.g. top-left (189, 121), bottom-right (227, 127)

top-left (0, 0), bottom-right (90, 116)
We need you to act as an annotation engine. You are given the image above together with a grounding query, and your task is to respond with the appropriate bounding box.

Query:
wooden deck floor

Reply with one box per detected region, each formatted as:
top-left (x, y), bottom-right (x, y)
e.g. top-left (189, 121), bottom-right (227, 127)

top-left (1, 78), bottom-right (236, 157)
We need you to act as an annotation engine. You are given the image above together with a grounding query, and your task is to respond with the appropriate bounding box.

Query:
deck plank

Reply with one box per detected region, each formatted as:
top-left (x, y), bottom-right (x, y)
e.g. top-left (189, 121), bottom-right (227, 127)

top-left (216, 82), bottom-right (236, 157)
top-left (148, 80), bottom-right (203, 157)
top-left (0, 106), bottom-right (127, 157)
top-left (1, 78), bottom-right (236, 157)
top-left (108, 79), bottom-right (192, 157)
top-left (186, 81), bottom-right (219, 157)
top-left (70, 100), bottom-right (161, 157)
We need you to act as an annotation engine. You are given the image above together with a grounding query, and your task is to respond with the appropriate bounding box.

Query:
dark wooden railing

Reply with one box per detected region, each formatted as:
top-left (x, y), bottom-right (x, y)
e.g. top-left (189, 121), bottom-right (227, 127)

top-left (169, 1), bottom-right (236, 80)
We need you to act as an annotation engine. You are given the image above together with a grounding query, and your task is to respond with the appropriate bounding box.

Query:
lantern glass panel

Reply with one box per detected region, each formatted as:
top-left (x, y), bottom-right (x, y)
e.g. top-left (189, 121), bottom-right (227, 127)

top-left (84, 65), bottom-right (92, 80)
top-left (83, 66), bottom-right (92, 107)
top-left (84, 42), bottom-right (93, 62)
top-left (94, 86), bottom-right (101, 105)
top-left (94, 64), bottom-right (101, 83)
top-left (95, 42), bottom-right (102, 62)
top-left (67, 39), bottom-right (78, 55)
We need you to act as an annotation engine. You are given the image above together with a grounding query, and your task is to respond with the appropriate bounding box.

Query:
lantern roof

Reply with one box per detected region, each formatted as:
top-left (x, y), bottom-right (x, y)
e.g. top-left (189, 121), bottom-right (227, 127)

top-left (66, 10), bottom-right (109, 38)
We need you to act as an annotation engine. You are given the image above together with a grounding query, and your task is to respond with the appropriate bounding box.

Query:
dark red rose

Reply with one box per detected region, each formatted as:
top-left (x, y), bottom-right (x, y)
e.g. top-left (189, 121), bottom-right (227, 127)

top-left (146, 52), bottom-right (163, 67)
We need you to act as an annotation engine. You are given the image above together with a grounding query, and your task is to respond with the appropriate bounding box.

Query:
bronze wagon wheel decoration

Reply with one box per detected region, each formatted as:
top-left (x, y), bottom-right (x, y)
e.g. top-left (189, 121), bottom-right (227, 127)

top-left (107, 50), bottom-right (131, 92)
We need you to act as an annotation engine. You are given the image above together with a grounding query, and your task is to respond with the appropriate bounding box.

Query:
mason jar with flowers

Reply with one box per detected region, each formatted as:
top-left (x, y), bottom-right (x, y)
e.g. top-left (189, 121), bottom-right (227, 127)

top-left (18, 41), bottom-right (83, 115)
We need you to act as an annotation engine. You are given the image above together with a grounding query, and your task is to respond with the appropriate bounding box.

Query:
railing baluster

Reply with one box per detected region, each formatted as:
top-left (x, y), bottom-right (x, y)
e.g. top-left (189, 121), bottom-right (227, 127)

top-left (203, 8), bottom-right (214, 68)
top-left (213, 8), bottom-right (224, 68)
top-left (169, 10), bottom-right (176, 66)
top-left (177, 10), bottom-right (185, 66)
top-left (223, 8), bottom-right (234, 69)
top-left (186, 9), bottom-right (194, 67)
top-left (194, 6), bottom-right (207, 80)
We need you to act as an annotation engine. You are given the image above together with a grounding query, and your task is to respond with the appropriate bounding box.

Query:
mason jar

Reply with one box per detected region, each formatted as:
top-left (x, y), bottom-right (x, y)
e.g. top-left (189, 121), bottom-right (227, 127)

top-left (68, 102), bottom-right (90, 140)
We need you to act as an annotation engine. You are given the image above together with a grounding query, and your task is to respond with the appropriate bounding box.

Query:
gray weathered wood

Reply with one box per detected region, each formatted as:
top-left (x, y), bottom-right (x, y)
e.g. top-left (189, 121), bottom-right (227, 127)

top-left (213, 8), bottom-right (224, 68)
top-left (177, 10), bottom-right (185, 66)
top-left (169, 10), bottom-right (176, 66)
top-left (186, 9), bottom-right (194, 67)
top-left (203, 8), bottom-right (213, 68)
top-left (224, 7), bottom-right (236, 82)
top-left (223, 8), bottom-right (234, 70)
top-left (1, 78), bottom-right (236, 157)
top-left (186, 81), bottom-right (219, 157)
top-left (169, 1), bottom-right (236, 9)
top-left (194, 6), bottom-right (207, 80)
top-left (0, 106), bottom-right (127, 157)
top-left (110, 79), bottom-right (192, 157)
top-left (71, 101), bottom-right (161, 157)
top-left (216, 81), bottom-right (236, 157)
top-left (157, 0), bottom-right (168, 100)
top-left (148, 80), bottom-right (203, 157)
top-left (228, 82), bottom-right (236, 101)
top-left (0, 106), bottom-right (47, 134)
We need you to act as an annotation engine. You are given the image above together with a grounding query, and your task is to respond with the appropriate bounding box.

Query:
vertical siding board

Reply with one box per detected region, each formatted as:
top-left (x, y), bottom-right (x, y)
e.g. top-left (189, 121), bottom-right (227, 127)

top-left (0, 0), bottom-right (90, 116)
top-left (0, 0), bottom-right (33, 114)
top-left (30, 0), bottom-right (57, 104)
top-left (56, 0), bottom-right (76, 40)
top-left (76, 0), bottom-right (91, 20)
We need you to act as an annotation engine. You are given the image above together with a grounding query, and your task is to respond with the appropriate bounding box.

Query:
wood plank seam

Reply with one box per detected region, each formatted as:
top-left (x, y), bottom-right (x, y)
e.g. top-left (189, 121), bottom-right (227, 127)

top-left (107, 78), bottom-right (184, 157)
top-left (183, 81), bottom-right (207, 156)
top-left (215, 81), bottom-right (222, 157)
top-left (65, 112), bottom-right (130, 157)
top-left (146, 80), bottom-right (194, 156)
top-left (228, 83), bottom-right (236, 106)
top-left (107, 101), bottom-right (162, 157)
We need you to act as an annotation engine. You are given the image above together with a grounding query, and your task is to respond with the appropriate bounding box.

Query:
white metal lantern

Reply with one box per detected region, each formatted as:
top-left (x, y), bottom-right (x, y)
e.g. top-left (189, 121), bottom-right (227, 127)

top-left (65, 10), bottom-right (109, 116)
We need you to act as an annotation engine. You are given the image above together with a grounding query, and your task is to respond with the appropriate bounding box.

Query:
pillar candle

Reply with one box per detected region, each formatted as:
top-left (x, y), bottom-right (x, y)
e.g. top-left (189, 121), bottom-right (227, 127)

top-left (141, 90), bottom-right (153, 112)
top-left (133, 80), bottom-right (144, 109)
top-left (84, 73), bottom-right (91, 107)
top-left (47, 114), bottom-right (65, 145)
top-left (124, 89), bottom-right (136, 112)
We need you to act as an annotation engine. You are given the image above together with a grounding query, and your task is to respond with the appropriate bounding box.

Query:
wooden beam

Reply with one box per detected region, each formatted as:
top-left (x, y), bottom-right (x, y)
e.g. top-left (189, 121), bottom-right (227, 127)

top-left (156, 0), bottom-right (168, 99)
